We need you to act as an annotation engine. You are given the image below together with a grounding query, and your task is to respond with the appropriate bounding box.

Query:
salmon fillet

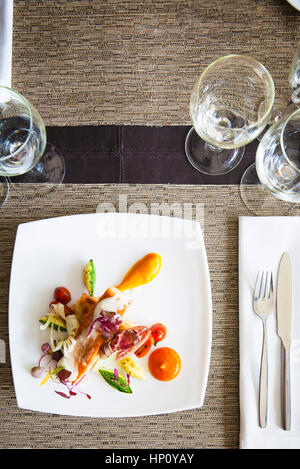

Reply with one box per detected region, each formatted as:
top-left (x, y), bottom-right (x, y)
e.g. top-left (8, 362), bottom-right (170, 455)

top-left (71, 288), bottom-right (126, 384)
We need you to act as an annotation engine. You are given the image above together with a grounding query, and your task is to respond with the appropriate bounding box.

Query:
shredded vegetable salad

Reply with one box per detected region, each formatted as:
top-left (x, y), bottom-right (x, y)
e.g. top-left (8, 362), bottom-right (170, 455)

top-left (31, 254), bottom-right (181, 399)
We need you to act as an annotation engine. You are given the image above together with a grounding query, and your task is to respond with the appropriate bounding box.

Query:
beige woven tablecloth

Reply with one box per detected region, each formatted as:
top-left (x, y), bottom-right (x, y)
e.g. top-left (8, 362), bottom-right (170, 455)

top-left (12, 0), bottom-right (300, 126)
top-left (0, 183), bottom-right (280, 449)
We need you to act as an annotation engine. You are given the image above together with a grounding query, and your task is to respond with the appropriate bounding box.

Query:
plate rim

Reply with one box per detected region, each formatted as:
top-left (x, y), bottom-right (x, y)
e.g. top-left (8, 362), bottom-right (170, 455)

top-left (286, 0), bottom-right (300, 11)
top-left (9, 212), bottom-right (212, 417)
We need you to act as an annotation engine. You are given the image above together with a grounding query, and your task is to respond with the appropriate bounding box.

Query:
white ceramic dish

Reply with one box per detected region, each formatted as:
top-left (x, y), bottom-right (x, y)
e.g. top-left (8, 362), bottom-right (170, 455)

top-left (286, 0), bottom-right (300, 11)
top-left (9, 213), bottom-right (212, 417)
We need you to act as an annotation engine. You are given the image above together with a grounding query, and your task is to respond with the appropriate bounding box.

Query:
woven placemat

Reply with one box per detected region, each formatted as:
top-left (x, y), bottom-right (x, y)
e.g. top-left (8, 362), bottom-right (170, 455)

top-left (0, 182), bottom-right (287, 449)
top-left (12, 0), bottom-right (300, 126)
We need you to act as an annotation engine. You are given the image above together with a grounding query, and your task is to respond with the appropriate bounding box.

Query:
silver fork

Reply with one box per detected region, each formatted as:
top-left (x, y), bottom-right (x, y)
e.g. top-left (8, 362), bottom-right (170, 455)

top-left (253, 271), bottom-right (274, 428)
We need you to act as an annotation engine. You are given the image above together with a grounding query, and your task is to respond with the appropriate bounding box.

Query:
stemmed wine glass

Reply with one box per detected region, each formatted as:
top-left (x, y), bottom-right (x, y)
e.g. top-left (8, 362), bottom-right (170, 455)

top-left (0, 85), bottom-right (65, 207)
top-left (240, 41), bottom-right (300, 215)
top-left (241, 108), bottom-right (300, 214)
top-left (185, 55), bottom-right (275, 175)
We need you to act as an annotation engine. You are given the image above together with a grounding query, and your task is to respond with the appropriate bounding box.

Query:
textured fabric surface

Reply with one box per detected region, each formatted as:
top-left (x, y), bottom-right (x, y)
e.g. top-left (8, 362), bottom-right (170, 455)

top-left (44, 125), bottom-right (258, 184)
top-left (0, 183), bottom-right (251, 449)
top-left (12, 0), bottom-right (300, 126)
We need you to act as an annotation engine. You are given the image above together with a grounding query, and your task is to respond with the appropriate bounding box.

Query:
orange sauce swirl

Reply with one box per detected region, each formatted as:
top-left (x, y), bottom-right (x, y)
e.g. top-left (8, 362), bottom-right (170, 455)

top-left (148, 347), bottom-right (181, 381)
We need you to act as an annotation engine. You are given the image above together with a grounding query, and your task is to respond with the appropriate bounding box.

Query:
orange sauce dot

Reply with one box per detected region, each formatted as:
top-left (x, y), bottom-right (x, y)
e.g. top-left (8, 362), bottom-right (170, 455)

top-left (148, 347), bottom-right (181, 381)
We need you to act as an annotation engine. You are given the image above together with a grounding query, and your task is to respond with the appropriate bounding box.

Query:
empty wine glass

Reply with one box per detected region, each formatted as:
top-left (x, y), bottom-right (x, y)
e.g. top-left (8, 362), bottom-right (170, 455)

top-left (240, 40), bottom-right (300, 215)
top-left (289, 40), bottom-right (300, 105)
top-left (185, 55), bottom-right (275, 175)
top-left (241, 108), bottom-right (300, 214)
top-left (0, 85), bottom-right (65, 206)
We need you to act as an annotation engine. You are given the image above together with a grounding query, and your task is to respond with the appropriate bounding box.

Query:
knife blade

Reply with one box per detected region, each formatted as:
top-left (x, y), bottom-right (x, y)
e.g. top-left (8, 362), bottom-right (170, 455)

top-left (277, 252), bottom-right (292, 431)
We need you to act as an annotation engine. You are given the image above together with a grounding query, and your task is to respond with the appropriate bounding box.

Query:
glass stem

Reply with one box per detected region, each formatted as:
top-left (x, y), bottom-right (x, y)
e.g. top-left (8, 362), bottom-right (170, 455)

top-left (205, 142), bottom-right (224, 153)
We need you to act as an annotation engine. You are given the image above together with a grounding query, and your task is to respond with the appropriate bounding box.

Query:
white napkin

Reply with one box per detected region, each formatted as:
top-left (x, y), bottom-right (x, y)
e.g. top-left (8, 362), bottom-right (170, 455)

top-left (239, 217), bottom-right (300, 449)
top-left (0, 0), bottom-right (13, 87)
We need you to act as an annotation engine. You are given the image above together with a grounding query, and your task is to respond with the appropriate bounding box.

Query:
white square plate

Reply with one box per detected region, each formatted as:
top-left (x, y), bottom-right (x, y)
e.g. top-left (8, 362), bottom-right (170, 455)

top-left (9, 213), bottom-right (212, 417)
top-left (286, 0), bottom-right (300, 11)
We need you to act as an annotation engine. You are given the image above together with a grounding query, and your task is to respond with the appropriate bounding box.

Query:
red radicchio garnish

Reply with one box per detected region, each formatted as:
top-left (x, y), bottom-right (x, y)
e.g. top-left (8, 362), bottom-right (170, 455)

top-left (55, 371), bottom-right (91, 400)
top-left (41, 343), bottom-right (51, 354)
top-left (55, 391), bottom-right (71, 399)
top-left (87, 309), bottom-right (122, 339)
top-left (79, 390), bottom-right (92, 400)
top-left (57, 369), bottom-right (72, 382)
top-left (38, 343), bottom-right (51, 367)
top-left (101, 326), bottom-right (151, 360)
top-left (51, 350), bottom-right (63, 362)
top-left (36, 344), bottom-right (62, 371)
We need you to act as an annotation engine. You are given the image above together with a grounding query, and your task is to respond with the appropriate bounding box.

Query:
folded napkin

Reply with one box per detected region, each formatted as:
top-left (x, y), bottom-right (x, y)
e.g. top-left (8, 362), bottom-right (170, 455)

top-left (0, 0), bottom-right (13, 87)
top-left (239, 217), bottom-right (300, 449)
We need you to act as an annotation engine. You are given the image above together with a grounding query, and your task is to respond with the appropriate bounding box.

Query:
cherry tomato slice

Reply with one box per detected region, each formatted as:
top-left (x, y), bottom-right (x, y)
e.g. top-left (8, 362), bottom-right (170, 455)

top-left (134, 336), bottom-right (154, 358)
top-left (151, 323), bottom-right (167, 343)
top-left (54, 287), bottom-right (71, 304)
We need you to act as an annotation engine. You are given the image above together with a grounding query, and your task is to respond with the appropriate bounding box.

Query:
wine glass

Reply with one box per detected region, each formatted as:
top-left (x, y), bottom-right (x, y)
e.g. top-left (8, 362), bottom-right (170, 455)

top-left (241, 108), bottom-right (300, 214)
top-left (185, 55), bottom-right (275, 175)
top-left (0, 85), bottom-right (65, 205)
top-left (289, 40), bottom-right (300, 104)
top-left (240, 40), bottom-right (300, 215)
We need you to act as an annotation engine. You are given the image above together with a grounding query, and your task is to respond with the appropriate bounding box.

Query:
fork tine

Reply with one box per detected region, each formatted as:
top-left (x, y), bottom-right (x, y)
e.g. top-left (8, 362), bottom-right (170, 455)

top-left (260, 271), bottom-right (267, 298)
top-left (263, 271), bottom-right (269, 298)
top-left (254, 271), bottom-right (273, 299)
top-left (254, 271), bottom-right (262, 300)
top-left (269, 272), bottom-right (273, 299)
top-left (262, 271), bottom-right (273, 299)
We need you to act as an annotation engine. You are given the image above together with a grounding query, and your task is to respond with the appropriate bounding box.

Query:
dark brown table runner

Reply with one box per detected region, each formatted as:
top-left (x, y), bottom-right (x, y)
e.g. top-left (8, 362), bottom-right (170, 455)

top-left (46, 125), bottom-right (258, 184)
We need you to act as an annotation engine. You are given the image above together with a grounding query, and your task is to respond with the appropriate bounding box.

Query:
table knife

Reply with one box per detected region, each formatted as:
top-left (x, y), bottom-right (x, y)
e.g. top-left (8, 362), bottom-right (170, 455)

top-left (277, 252), bottom-right (292, 431)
